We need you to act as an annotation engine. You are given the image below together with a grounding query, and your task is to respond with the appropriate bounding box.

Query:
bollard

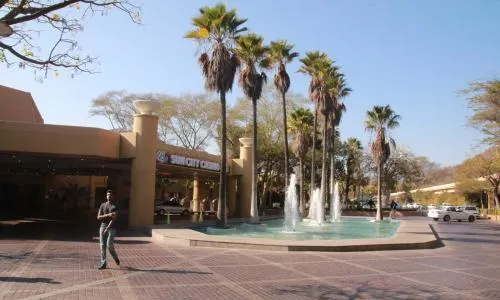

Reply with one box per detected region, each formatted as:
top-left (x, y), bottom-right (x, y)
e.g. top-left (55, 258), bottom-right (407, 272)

top-left (166, 211), bottom-right (170, 225)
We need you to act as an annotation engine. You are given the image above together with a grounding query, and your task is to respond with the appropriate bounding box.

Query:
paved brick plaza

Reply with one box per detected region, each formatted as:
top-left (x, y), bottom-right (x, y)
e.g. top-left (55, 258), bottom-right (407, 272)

top-left (1, 218), bottom-right (499, 300)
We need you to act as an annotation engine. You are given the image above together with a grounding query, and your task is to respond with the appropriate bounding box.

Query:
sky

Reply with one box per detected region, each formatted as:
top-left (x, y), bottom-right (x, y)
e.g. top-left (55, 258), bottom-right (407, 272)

top-left (1, 0), bottom-right (499, 166)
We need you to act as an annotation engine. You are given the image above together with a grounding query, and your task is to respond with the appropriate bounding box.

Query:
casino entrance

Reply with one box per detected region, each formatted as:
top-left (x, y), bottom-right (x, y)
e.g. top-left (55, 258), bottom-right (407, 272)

top-left (153, 145), bottom-right (222, 224)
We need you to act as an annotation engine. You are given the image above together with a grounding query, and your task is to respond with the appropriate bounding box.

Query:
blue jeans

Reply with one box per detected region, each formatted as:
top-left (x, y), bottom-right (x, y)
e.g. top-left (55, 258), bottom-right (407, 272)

top-left (99, 226), bottom-right (118, 266)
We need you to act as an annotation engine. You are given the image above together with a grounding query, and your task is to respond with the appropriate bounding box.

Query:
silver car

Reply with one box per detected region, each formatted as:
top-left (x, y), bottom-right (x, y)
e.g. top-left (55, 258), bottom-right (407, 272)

top-left (460, 206), bottom-right (481, 219)
top-left (154, 201), bottom-right (192, 216)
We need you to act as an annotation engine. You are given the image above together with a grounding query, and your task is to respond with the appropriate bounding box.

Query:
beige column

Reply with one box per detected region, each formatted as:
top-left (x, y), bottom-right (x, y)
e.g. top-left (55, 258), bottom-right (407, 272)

top-left (227, 176), bottom-right (237, 217)
top-left (129, 100), bottom-right (159, 227)
top-left (192, 173), bottom-right (200, 212)
top-left (238, 138), bottom-right (253, 218)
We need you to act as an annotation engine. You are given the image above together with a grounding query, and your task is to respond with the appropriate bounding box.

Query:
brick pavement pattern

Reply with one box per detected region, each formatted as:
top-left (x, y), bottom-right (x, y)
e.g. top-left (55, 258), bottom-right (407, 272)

top-left (1, 218), bottom-right (499, 299)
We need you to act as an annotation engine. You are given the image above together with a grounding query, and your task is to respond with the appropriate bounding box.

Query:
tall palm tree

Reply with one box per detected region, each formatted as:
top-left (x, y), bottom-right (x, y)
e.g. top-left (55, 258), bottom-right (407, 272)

top-left (298, 51), bottom-right (332, 211)
top-left (345, 137), bottom-right (363, 202)
top-left (185, 3), bottom-right (247, 227)
top-left (235, 33), bottom-right (268, 223)
top-left (288, 108), bottom-right (314, 216)
top-left (364, 105), bottom-right (401, 220)
top-left (266, 40), bottom-right (299, 188)
top-left (327, 72), bottom-right (351, 205)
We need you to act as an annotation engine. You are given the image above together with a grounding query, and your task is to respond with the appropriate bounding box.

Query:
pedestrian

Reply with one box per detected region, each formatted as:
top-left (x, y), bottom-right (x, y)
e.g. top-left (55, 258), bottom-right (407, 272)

top-left (390, 200), bottom-right (397, 218)
top-left (97, 189), bottom-right (120, 270)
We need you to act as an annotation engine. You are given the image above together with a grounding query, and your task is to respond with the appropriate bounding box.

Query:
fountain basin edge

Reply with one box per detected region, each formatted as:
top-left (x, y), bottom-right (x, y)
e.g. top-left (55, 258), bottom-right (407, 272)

top-left (151, 220), bottom-right (440, 252)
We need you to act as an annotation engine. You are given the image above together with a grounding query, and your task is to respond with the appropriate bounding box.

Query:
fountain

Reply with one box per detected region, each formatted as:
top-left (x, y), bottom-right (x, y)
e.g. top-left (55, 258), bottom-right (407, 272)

top-left (196, 174), bottom-right (399, 241)
top-left (283, 174), bottom-right (300, 231)
top-left (305, 188), bottom-right (324, 223)
top-left (330, 182), bottom-right (341, 222)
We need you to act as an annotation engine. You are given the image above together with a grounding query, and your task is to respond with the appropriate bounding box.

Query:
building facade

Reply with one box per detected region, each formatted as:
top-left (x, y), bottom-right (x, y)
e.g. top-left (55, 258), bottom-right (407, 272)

top-left (0, 85), bottom-right (255, 227)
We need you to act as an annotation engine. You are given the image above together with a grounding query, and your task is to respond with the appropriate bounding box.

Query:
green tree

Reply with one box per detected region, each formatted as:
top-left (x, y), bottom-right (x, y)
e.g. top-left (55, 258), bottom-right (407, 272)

top-left (460, 80), bottom-right (500, 145)
top-left (298, 51), bottom-right (332, 211)
top-left (235, 33), bottom-right (268, 223)
top-left (229, 86), bottom-right (308, 210)
top-left (288, 107), bottom-right (314, 216)
top-left (365, 105), bottom-right (401, 220)
top-left (265, 40), bottom-right (299, 188)
top-left (456, 146), bottom-right (500, 208)
top-left (185, 3), bottom-right (247, 226)
top-left (345, 138), bottom-right (363, 201)
top-left (0, 0), bottom-right (140, 78)
top-left (381, 146), bottom-right (424, 202)
top-left (326, 72), bottom-right (351, 204)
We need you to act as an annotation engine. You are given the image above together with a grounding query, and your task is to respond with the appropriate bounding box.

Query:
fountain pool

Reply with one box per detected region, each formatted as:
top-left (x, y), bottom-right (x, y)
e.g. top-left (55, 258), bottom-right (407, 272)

top-left (195, 217), bottom-right (399, 241)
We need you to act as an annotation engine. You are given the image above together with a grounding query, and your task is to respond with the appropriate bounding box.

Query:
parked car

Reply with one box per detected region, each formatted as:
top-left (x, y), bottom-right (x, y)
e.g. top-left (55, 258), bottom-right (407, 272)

top-left (427, 206), bottom-right (476, 222)
top-left (154, 201), bottom-right (192, 216)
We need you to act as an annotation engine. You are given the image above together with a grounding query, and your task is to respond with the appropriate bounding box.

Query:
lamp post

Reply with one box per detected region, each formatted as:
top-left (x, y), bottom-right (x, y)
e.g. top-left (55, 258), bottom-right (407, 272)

top-left (0, 22), bottom-right (13, 37)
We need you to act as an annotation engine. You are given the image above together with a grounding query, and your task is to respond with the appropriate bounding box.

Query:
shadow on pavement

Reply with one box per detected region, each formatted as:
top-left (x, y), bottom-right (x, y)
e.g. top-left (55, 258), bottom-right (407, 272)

top-left (0, 277), bottom-right (61, 284)
top-left (0, 218), bottom-right (150, 243)
top-left (114, 240), bottom-right (151, 245)
top-left (440, 237), bottom-right (500, 245)
top-left (0, 252), bottom-right (33, 260)
top-left (271, 282), bottom-right (449, 300)
top-left (124, 266), bottom-right (212, 275)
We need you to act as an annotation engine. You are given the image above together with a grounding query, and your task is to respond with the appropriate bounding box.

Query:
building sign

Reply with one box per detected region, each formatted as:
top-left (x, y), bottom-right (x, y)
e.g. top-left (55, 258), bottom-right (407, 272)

top-left (156, 151), bottom-right (220, 171)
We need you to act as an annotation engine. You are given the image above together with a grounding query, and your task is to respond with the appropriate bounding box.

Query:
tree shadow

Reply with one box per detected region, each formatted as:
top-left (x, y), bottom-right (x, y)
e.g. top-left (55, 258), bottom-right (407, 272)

top-left (124, 266), bottom-right (212, 275)
top-left (437, 231), bottom-right (500, 237)
top-left (440, 237), bottom-right (500, 245)
top-left (0, 277), bottom-right (61, 284)
top-left (114, 240), bottom-right (151, 245)
top-left (0, 252), bottom-right (33, 260)
top-left (272, 282), bottom-right (449, 300)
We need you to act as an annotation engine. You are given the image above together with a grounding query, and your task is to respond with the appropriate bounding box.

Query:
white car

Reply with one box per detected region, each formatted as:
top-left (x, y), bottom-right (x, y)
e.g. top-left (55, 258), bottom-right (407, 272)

top-left (428, 206), bottom-right (476, 222)
top-left (460, 206), bottom-right (481, 219)
top-left (154, 201), bottom-right (192, 216)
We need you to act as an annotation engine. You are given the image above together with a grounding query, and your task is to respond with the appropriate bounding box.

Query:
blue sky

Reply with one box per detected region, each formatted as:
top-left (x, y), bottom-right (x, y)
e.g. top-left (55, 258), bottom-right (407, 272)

top-left (2, 0), bottom-right (499, 166)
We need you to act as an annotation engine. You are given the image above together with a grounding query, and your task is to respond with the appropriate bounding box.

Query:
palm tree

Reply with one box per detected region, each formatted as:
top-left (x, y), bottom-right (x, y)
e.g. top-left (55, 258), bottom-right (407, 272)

top-left (235, 33), bottom-right (268, 223)
top-left (266, 40), bottom-right (299, 188)
top-left (364, 105), bottom-right (401, 220)
top-left (327, 72), bottom-right (351, 205)
top-left (345, 138), bottom-right (363, 202)
top-left (185, 3), bottom-right (247, 227)
top-left (298, 51), bottom-right (332, 210)
top-left (288, 108), bottom-right (314, 216)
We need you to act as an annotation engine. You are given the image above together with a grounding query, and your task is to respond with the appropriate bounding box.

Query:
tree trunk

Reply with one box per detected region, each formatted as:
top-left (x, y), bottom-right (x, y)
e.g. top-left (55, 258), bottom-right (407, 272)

top-left (250, 98), bottom-right (259, 223)
top-left (282, 91), bottom-right (289, 188)
top-left (376, 163), bottom-right (383, 221)
top-left (310, 108), bottom-right (317, 200)
top-left (217, 91), bottom-right (228, 227)
top-left (495, 183), bottom-right (499, 209)
top-left (320, 115), bottom-right (328, 220)
top-left (299, 157), bottom-right (305, 216)
top-left (329, 126), bottom-right (335, 206)
top-left (345, 169), bottom-right (351, 203)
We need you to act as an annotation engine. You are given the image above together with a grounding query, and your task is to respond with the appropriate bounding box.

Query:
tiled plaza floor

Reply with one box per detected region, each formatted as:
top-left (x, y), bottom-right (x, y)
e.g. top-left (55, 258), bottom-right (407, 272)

top-left (1, 217), bottom-right (499, 299)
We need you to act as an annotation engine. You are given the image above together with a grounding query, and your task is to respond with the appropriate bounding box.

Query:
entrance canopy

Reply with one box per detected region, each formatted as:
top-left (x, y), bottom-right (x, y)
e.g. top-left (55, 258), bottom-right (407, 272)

top-left (156, 142), bottom-right (221, 179)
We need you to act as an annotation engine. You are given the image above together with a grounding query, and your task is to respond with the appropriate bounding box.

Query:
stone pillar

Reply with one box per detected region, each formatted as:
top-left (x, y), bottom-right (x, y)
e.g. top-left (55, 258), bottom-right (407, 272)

top-left (238, 138), bottom-right (253, 218)
top-left (227, 176), bottom-right (237, 217)
top-left (129, 100), bottom-right (159, 228)
top-left (192, 173), bottom-right (200, 212)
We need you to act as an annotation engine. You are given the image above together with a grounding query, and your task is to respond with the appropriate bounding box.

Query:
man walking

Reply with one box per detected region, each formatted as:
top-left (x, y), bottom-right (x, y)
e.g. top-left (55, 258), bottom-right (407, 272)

top-left (390, 200), bottom-right (397, 219)
top-left (97, 190), bottom-right (120, 270)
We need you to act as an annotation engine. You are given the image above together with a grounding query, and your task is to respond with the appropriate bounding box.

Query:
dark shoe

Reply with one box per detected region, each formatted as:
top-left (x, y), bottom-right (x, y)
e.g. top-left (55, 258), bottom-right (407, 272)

top-left (115, 258), bottom-right (120, 266)
top-left (98, 264), bottom-right (107, 270)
